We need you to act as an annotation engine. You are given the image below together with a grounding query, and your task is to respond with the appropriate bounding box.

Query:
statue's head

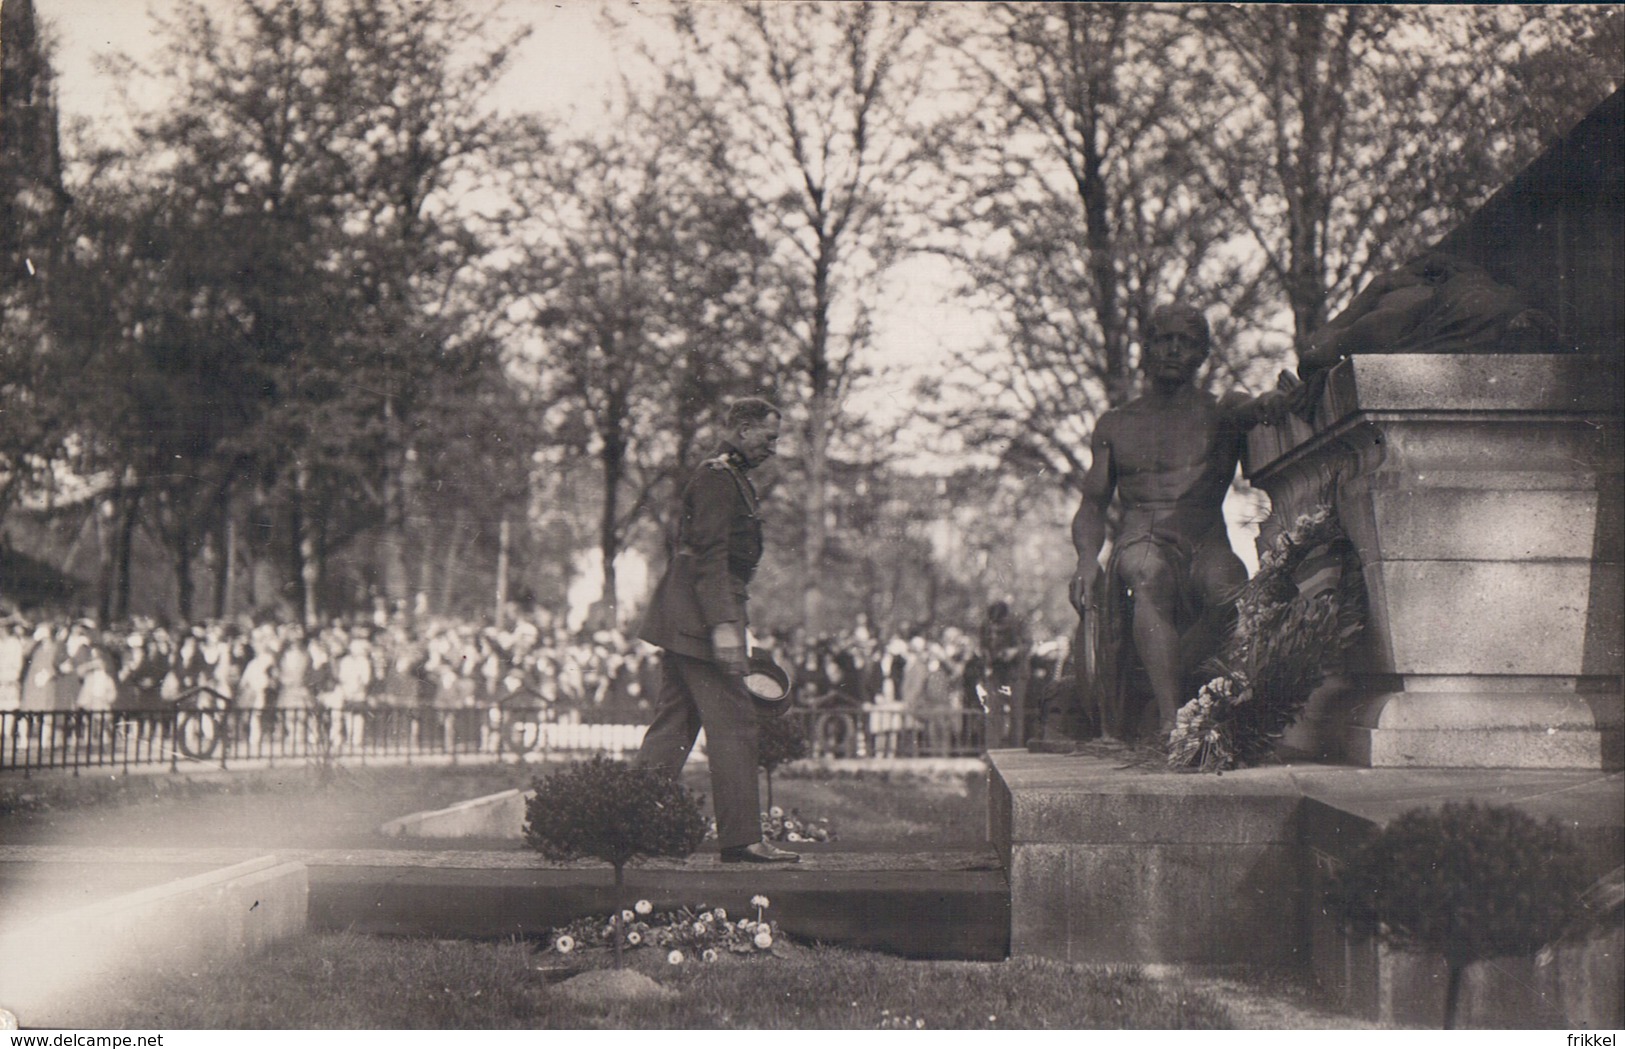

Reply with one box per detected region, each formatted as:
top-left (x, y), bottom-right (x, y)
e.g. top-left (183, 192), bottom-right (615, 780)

top-left (1144, 304), bottom-right (1211, 386)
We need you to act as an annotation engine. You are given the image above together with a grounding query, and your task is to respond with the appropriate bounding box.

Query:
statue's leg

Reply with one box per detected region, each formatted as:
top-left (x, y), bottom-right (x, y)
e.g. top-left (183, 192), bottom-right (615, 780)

top-left (1116, 544), bottom-right (1184, 737)
top-left (1183, 539), bottom-right (1250, 678)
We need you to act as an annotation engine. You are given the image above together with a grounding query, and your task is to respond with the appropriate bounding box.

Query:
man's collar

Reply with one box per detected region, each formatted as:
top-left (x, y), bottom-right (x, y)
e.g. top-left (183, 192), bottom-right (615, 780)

top-left (718, 441), bottom-right (750, 471)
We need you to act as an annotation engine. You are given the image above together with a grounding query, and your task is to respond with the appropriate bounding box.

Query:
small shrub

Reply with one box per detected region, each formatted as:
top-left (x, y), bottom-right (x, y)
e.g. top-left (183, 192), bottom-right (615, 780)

top-left (1329, 800), bottom-right (1589, 1028)
top-left (523, 755), bottom-right (708, 887)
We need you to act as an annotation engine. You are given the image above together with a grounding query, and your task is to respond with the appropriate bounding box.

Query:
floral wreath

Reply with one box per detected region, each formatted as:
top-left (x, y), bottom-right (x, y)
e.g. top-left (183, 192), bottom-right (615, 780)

top-left (1167, 502), bottom-right (1365, 772)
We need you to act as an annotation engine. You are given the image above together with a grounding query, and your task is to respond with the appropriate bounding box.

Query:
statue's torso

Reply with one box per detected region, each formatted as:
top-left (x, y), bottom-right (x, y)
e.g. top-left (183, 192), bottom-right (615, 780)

top-left (1105, 389), bottom-right (1242, 544)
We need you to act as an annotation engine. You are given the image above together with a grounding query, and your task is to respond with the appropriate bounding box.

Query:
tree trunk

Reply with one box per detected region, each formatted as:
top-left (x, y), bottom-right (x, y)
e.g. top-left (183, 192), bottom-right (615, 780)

top-left (495, 516), bottom-right (510, 627)
top-left (214, 484), bottom-right (235, 620)
top-left (417, 519), bottom-right (437, 617)
top-left (95, 496), bottom-right (113, 626)
top-left (1443, 958), bottom-right (1464, 1029)
top-left (440, 509), bottom-right (467, 615)
top-left (379, 394), bottom-right (410, 606)
top-left (295, 463), bottom-right (319, 629)
top-left (174, 533), bottom-right (195, 623)
top-left (112, 489), bottom-right (139, 622)
top-left (598, 411), bottom-right (627, 631)
top-left (803, 388), bottom-right (829, 635)
top-left (1065, 6), bottom-right (1132, 406)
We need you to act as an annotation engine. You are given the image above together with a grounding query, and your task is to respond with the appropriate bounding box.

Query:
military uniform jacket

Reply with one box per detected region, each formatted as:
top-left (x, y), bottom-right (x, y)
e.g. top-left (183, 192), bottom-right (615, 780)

top-left (638, 445), bottom-right (763, 661)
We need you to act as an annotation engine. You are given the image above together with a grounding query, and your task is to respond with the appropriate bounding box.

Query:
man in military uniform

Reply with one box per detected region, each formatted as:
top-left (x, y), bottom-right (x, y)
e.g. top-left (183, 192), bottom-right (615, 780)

top-left (1069, 305), bottom-right (1291, 742)
top-left (636, 397), bottom-right (799, 864)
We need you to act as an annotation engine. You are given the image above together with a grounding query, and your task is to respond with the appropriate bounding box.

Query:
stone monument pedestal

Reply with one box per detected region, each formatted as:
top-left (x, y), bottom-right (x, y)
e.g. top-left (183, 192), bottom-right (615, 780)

top-left (1246, 354), bottom-right (1622, 769)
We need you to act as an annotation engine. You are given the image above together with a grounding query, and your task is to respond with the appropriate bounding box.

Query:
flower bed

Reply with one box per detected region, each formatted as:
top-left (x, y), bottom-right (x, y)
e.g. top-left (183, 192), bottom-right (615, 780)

top-left (702, 807), bottom-right (837, 844)
top-left (545, 895), bottom-right (787, 964)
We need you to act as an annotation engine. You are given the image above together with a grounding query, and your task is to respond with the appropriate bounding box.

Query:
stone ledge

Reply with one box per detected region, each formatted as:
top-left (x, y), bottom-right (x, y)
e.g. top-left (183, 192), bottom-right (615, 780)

top-left (381, 788), bottom-right (529, 838)
top-left (0, 855), bottom-right (308, 1028)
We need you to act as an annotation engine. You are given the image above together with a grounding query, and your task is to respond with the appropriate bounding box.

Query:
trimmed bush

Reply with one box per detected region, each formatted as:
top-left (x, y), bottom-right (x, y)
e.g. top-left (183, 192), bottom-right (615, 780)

top-left (757, 714), bottom-right (809, 810)
top-left (524, 755), bottom-right (709, 887)
top-left (1329, 800), bottom-right (1589, 1028)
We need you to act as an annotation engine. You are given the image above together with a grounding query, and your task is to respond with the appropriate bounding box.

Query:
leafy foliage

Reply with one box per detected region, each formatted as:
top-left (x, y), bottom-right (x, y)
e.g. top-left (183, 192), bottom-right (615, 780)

top-left (755, 714), bottom-right (810, 812)
top-left (1328, 801), bottom-right (1591, 1027)
top-left (524, 756), bottom-right (709, 885)
top-left (756, 714), bottom-right (810, 778)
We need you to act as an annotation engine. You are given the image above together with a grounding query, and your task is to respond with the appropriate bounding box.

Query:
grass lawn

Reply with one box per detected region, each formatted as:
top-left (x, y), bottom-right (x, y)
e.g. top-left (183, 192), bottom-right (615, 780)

top-left (53, 931), bottom-right (1235, 1030)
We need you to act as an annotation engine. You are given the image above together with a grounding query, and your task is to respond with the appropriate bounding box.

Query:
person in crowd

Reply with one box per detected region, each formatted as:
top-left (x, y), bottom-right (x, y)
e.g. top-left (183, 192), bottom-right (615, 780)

top-left (275, 627), bottom-right (312, 744)
top-left (635, 396), bottom-right (799, 865)
top-left (0, 619), bottom-right (26, 715)
top-left (870, 637), bottom-right (910, 758)
top-left (236, 628), bottom-right (279, 750)
top-left (978, 600), bottom-right (1032, 747)
top-left (73, 635), bottom-right (119, 750)
top-left (20, 623), bottom-right (59, 715)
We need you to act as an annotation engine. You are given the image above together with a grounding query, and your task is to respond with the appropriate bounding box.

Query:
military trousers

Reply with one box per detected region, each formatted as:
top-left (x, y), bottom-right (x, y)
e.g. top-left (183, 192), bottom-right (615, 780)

top-left (636, 650), bottom-right (761, 851)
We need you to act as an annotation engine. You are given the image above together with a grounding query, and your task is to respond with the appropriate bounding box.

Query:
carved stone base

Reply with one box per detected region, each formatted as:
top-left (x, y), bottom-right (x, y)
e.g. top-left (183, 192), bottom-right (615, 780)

top-left (1246, 354), bottom-right (1623, 769)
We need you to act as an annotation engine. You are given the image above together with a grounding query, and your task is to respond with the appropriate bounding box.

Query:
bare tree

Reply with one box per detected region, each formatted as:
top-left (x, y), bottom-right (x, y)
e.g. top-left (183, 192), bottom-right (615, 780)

top-left (667, 0), bottom-right (941, 634)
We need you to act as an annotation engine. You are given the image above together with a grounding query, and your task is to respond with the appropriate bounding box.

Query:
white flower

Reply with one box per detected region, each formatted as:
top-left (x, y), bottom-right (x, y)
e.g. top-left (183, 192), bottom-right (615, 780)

top-left (713, 907), bottom-right (727, 921)
top-left (768, 806), bottom-right (784, 819)
top-left (634, 899), bottom-right (653, 915)
top-left (702, 948), bottom-right (718, 963)
top-left (668, 949), bottom-right (684, 965)
top-left (554, 934), bottom-right (575, 954)
top-left (787, 832), bottom-right (803, 842)
top-left (627, 931), bottom-right (642, 945)
top-left (693, 922), bottom-right (707, 935)
top-left (750, 894), bottom-right (769, 909)
top-left (621, 909), bottom-right (635, 924)
top-left (701, 911), bottom-right (715, 923)
top-left (754, 930), bottom-right (773, 949)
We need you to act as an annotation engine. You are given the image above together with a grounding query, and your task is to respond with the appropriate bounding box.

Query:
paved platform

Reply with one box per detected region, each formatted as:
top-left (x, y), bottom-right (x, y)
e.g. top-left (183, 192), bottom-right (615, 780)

top-left (0, 840), bottom-right (1010, 962)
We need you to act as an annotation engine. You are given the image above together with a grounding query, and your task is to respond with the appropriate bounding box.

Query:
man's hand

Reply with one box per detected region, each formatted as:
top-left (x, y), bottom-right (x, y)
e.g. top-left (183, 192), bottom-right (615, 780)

top-left (710, 622), bottom-right (748, 676)
top-left (1068, 559), bottom-right (1101, 617)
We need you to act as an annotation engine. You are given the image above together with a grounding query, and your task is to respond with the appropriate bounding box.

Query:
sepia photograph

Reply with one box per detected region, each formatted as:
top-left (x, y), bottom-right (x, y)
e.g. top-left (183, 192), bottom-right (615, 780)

top-left (0, 0), bottom-right (1621, 1035)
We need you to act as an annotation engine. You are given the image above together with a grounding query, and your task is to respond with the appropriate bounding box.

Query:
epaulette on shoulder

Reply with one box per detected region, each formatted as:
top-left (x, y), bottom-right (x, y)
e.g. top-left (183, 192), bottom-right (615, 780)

top-left (702, 455), bottom-right (732, 472)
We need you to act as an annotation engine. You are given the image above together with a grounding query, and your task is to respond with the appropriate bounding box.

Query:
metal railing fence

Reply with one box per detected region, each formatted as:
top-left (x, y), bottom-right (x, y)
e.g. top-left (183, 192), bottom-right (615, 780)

top-left (0, 702), bottom-right (989, 776)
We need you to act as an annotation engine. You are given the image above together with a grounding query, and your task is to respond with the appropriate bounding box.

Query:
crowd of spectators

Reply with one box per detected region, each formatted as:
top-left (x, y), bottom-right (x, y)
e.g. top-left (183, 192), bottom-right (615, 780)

top-left (0, 607), bottom-right (1070, 755)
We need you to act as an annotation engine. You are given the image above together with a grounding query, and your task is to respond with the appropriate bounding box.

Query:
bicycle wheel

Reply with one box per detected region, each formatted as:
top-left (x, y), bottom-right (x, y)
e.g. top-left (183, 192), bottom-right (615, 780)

top-left (177, 710), bottom-right (221, 759)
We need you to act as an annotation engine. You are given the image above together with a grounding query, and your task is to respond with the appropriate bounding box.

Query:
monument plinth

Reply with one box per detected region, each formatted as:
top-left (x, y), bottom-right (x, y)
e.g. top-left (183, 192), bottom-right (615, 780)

top-left (1245, 353), bottom-right (1623, 769)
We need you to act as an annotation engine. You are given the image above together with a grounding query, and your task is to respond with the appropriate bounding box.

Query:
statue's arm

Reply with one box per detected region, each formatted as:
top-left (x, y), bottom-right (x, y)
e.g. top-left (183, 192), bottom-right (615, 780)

top-left (1219, 377), bottom-right (1300, 429)
top-left (1069, 423), bottom-right (1115, 614)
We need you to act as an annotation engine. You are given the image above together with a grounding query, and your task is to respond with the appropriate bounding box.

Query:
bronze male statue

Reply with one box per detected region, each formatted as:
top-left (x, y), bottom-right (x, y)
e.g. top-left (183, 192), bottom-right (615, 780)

top-left (1068, 305), bottom-right (1291, 742)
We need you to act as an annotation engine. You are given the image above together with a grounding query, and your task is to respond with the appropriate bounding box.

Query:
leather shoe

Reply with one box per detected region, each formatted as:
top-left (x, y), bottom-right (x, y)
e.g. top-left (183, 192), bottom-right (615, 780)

top-left (720, 841), bottom-right (802, 864)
